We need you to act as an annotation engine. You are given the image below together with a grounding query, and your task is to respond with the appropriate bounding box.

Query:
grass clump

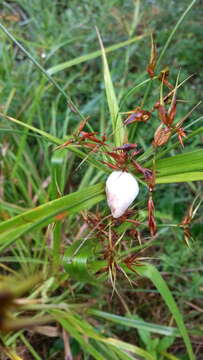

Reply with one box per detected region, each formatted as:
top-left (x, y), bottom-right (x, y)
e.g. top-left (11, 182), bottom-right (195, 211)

top-left (0, 0), bottom-right (203, 359)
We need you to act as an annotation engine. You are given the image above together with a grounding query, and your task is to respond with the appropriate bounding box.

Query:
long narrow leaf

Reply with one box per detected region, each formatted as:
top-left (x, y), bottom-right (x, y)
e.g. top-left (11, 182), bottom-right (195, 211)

top-left (156, 172), bottom-right (203, 184)
top-left (0, 113), bottom-right (108, 173)
top-left (96, 28), bottom-right (125, 147)
top-left (156, 149), bottom-right (203, 182)
top-left (63, 240), bottom-right (98, 285)
top-left (55, 310), bottom-right (155, 360)
top-left (47, 34), bottom-right (146, 75)
top-left (90, 310), bottom-right (179, 337)
top-left (55, 315), bottom-right (104, 360)
top-left (101, 338), bottom-right (155, 360)
top-left (134, 264), bottom-right (195, 360)
top-left (0, 22), bottom-right (83, 119)
top-left (156, 150), bottom-right (203, 176)
top-left (0, 183), bottom-right (105, 250)
top-left (157, 0), bottom-right (197, 66)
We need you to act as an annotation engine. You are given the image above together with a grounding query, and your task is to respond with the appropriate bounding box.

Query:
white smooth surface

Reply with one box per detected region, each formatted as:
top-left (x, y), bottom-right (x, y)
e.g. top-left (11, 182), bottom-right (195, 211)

top-left (106, 171), bottom-right (139, 218)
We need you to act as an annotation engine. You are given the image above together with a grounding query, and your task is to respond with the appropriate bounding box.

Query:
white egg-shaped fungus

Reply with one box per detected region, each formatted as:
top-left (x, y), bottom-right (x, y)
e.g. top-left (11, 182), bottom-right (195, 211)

top-left (106, 171), bottom-right (139, 218)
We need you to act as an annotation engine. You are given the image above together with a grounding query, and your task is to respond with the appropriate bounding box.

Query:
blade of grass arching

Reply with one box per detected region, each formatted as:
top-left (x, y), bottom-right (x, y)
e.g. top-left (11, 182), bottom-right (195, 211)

top-left (0, 183), bottom-right (105, 250)
top-left (49, 148), bottom-right (69, 199)
top-left (92, 342), bottom-right (119, 360)
top-left (56, 310), bottom-right (155, 360)
top-left (156, 149), bottom-right (203, 179)
top-left (0, 185), bottom-right (104, 247)
top-left (145, 149), bottom-right (203, 184)
top-left (0, 112), bottom-right (62, 144)
top-left (134, 264), bottom-right (195, 360)
top-left (156, 172), bottom-right (203, 184)
top-left (101, 337), bottom-right (155, 360)
top-left (89, 310), bottom-right (179, 337)
top-left (157, 0), bottom-right (197, 66)
top-left (0, 201), bottom-right (28, 216)
top-left (100, 336), bottom-right (155, 360)
top-left (112, 348), bottom-right (137, 360)
top-left (156, 150), bottom-right (203, 176)
top-left (52, 312), bottom-right (105, 360)
top-left (184, 115), bottom-right (203, 131)
top-left (0, 113), bottom-right (108, 173)
top-left (0, 22), bottom-right (83, 119)
top-left (101, 338), bottom-right (155, 360)
top-left (47, 34), bottom-right (146, 75)
top-left (4, 329), bottom-right (23, 348)
top-left (63, 239), bottom-right (99, 285)
top-left (96, 28), bottom-right (125, 147)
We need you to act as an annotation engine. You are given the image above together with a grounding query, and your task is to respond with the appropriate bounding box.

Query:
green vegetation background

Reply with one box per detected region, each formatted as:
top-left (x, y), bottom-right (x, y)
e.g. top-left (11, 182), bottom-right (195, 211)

top-left (0, 0), bottom-right (203, 359)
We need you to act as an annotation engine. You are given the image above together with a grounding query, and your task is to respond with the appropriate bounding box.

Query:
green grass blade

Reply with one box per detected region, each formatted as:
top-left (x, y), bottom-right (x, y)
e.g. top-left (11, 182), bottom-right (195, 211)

top-left (0, 22), bottom-right (83, 119)
top-left (119, 76), bottom-right (157, 109)
top-left (112, 348), bottom-right (136, 360)
top-left (156, 150), bottom-right (203, 176)
top-left (54, 313), bottom-right (104, 360)
top-left (0, 183), bottom-right (105, 250)
top-left (134, 264), bottom-right (195, 360)
top-left (157, 0), bottom-right (197, 66)
top-left (11, 80), bottom-right (46, 178)
top-left (20, 334), bottom-right (42, 360)
top-left (156, 149), bottom-right (203, 182)
top-left (101, 338), bottom-right (155, 360)
top-left (63, 240), bottom-right (98, 285)
top-left (56, 310), bottom-right (156, 360)
top-left (47, 34), bottom-right (146, 75)
top-left (96, 28), bottom-right (125, 147)
top-left (0, 113), bottom-right (108, 173)
top-left (156, 172), bottom-right (203, 184)
top-left (90, 310), bottom-right (179, 337)
top-left (0, 112), bottom-right (62, 144)
top-left (91, 341), bottom-right (120, 360)
top-left (157, 126), bottom-right (203, 161)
